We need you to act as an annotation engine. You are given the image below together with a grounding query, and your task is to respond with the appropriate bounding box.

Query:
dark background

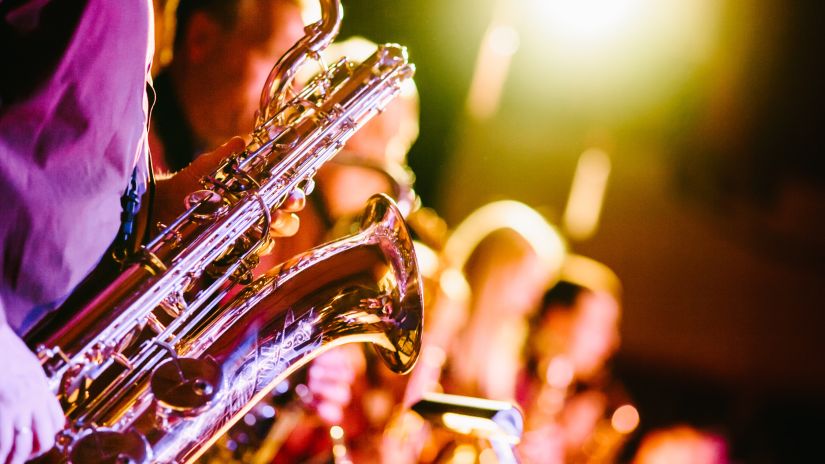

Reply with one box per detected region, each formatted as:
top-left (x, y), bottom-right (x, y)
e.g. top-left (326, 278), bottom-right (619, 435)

top-left (339, 0), bottom-right (825, 461)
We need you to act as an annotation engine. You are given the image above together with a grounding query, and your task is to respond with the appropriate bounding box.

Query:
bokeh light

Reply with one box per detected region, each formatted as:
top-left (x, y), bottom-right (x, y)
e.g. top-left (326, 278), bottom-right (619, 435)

top-left (611, 404), bottom-right (641, 434)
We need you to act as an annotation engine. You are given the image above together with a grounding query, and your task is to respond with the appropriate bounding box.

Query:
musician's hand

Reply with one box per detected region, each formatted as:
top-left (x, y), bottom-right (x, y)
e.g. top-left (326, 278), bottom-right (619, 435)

top-left (0, 322), bottom-right (64, 464)
top-left (269, 188), bottom-right (305, 238)
top-left (304, 345), bottom-right (365, 425)
top-left (153, 137), bottom-right (305, 237)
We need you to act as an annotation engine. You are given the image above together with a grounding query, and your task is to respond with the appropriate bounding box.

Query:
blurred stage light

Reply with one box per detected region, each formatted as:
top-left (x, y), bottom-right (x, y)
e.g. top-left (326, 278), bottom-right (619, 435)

top-left (536, 0), bottom-right (646, 48)
top-left (514, 0), bottom-right (720, 117)
top-left (461, 0), bottom-right (720, 123)
top-left (466, 22), bottom-right (521, 120)
top-left (563, 148), bottom-right (611, 241)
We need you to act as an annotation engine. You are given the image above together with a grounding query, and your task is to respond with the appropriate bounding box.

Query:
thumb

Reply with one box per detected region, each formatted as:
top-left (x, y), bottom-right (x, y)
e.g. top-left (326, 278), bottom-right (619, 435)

top-left (154, 137), bottom-right (247, 225)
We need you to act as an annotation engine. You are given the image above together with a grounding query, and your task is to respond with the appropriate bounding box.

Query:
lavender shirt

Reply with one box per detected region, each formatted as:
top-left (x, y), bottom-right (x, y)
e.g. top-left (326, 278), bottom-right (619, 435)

top-left (0, 0), bottom-right (153, 334)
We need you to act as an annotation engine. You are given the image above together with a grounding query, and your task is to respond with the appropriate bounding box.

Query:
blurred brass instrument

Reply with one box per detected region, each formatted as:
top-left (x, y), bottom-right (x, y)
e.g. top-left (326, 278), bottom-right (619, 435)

top-left (375, 202), bottom-right (565, 464)
top-left (24, 0), bottom-right (420, 461)
top-left (412, 393), bottom-right (524, 464)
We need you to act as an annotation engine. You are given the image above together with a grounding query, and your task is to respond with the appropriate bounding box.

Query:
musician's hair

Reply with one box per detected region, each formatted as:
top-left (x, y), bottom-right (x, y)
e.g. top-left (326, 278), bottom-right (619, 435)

top-left (174, 0), bottom-right (305, 50)
top-left (540, 280), bottom-right (585, 311)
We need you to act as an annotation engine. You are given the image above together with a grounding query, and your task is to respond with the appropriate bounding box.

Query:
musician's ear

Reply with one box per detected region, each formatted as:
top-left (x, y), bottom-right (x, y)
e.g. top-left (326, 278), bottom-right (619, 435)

top-left (182, 11), bottom-right (222, 64)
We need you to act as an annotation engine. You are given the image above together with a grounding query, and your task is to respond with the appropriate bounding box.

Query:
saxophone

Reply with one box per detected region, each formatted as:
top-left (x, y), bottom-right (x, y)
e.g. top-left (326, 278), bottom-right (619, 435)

top-left (24, 0), bottom-right (421, 461)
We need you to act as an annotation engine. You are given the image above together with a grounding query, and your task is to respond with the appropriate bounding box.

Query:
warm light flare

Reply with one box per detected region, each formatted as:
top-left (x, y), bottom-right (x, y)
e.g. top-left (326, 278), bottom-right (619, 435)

top-left (466, 22), bottom-right (521, 119)
top-left (563, 148), bottom-right (611, 241)
top-left (611, 404), bottom-right (640, 434)
top-left (329, 425), bottom-right (345, 440)
top-left (536, 0), bottom-right (646, 47)
top-left (513, 0), bottom-right (721, 116)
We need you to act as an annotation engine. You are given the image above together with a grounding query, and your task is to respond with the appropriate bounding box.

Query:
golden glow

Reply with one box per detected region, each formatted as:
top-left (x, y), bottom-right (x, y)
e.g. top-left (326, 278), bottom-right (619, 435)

top-left (611, 404), bottom-right (640, 434)
top-left (536, 0), bottom-right (646, 47)
top-left (515, 0), bottom-right (721, 116)
top-left (563, 148), bottom-right (611, 241)
top-left (465, 0), bottom-right (721, 121)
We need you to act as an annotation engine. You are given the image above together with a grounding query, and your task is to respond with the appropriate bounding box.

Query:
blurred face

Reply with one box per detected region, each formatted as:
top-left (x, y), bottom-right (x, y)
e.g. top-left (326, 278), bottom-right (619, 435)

top-left (491, 253), bottom-right (548, 318)
top-left (458, 249), bottom-right (547, 399)
top-left (314, 94), bottom-right (418, 220)
top-left (536, 290), bottom-right (620, 380)
top-left (197, 0), bottom-right (305, 142)
top-left (567, 291), bottom-right (620, 378)
top-left (315, 164), bottom-right (392, 220)
top-left (344, 93), bottom-right (418, 166)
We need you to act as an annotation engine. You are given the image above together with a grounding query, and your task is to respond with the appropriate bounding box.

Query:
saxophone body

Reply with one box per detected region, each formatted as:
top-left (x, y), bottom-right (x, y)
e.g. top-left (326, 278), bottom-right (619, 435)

top-left (36, 194), bottom-right (421, 464)
top-left (25, 0), bottom-right (420, 462)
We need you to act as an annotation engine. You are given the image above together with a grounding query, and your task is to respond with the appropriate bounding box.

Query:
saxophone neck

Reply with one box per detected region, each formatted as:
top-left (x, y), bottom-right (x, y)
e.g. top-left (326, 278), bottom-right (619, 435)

top-left (257, 0), bottom-right (343, 125)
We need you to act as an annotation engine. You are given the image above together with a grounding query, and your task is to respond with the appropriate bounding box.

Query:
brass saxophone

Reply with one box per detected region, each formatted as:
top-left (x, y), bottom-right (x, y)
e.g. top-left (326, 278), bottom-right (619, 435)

top-left (24, 0), bottom-right (420, 461)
